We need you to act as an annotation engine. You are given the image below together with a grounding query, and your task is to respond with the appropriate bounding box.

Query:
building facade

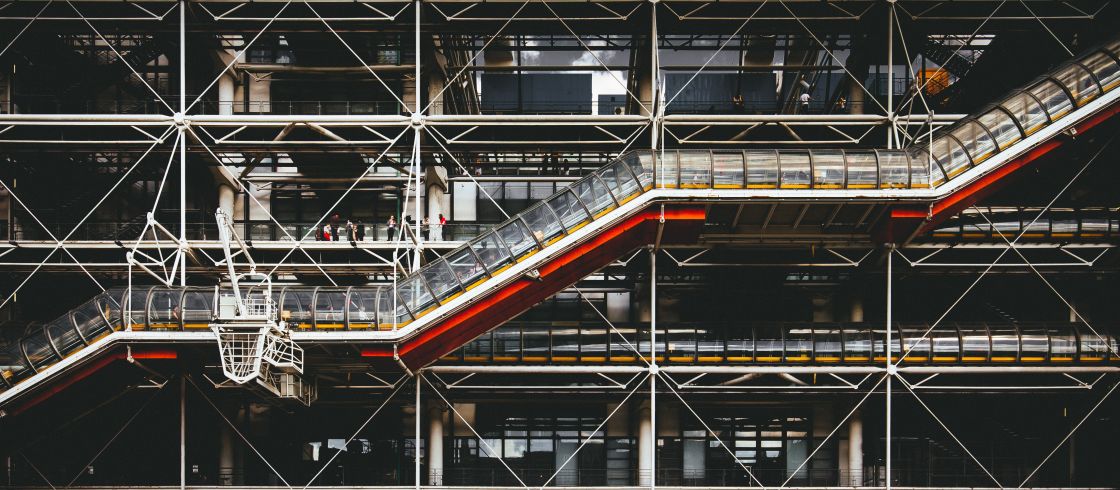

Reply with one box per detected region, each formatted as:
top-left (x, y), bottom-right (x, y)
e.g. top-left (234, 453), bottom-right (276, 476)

top-left (0, 0), bottom-right (1118, 488)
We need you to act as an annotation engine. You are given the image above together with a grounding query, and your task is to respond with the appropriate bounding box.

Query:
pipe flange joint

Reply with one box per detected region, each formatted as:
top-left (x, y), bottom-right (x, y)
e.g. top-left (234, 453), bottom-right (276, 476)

top-left (173, 112), bottom-right (186, 128)
top-left (410, 113), bottom-right (424, 128)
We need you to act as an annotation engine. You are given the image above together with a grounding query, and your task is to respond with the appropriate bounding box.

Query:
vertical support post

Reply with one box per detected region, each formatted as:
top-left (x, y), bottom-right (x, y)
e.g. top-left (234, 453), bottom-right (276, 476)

top-left (413, 0), bottom-right (423, 270)
top-left (649, 247), bottom-right (657, 490)
top-left (415, 373), bottom-right (422, 490)
top-left (412, 128), bottom-right (422, 271)
top-left (180, 375), bottom-right (186, 490)
top-left (178, 0), bottom-right (187, 287)
top-left (428, 400), bottom-right (444, 486)
top-left (885, 247), bottom-right (893, 490)
top-left (885, 1), bottom-right (895, 149)
top-left (649, 0), bottom-right (659, 151)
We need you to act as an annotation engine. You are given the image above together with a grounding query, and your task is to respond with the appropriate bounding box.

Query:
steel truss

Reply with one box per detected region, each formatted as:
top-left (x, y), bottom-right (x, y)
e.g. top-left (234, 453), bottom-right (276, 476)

top-left (2, 0), bottom-right (1118, 488)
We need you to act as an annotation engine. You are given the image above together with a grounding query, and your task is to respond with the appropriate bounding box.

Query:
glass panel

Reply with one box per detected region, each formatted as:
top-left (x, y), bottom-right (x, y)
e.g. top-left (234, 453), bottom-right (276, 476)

top-left (755, 325), bottom-right (783, 361)
top-left (872, 328), bottom-right (902, 361)
top-left (125, 288), bottom-right (150, 328)
top-left (811, 150), bottom-right (845, 188)
top-left (1049, 326), bottom-right (1077, 360)
top-left (523, 325), bottom-right (549, 360)
top-left (496, 219), bottom-right (538, 258)
top-left (1028, 80), bottom-right (1074, 121)
top-left (976, 108), bottom-right (1022, 150)
top-left (46, 318), bottom-right (83, 357)
top-left (314, 289), bottom-right (347, 328)
top-left (376, 286), bottom-right (411, 329)
top-left (950, 121), bottom-right (997, 165)
top-left (845, 151), bottom-right (878, 188)
top-left (784, 328), bottom-right (812, 361)
top-left (746, 150), bottom-right (779, 188)
top-left (842, 328), bottom-right (872, 361)
top-left (667, 327), bottom-right (697, 362)
top-left (552, 326), bottom-right (579, 361)
top-left (726, 325), bottom-right (754, 361)
top-left (1053, 63), bottom-right (1100, 105)
top-left (813, 328), bottom-right (842, 361)
top-left (347, 289), bottom-right (377, 328)
top-left (930, 136), bottom-right (971, 178)
top-left (148, 288), bottom-right (182, 329)
top-left (878, 150), bottom-right (910, 188)
top-left (281, 288), bottom-right (315, 329)
top-left (778, 151), bottom-right (811, 189)
top-left (73, 296), bottom-right (112, 340)
top-left (398, 275), bottom-right (436, 316)
top-left (520, 203), bottom-right (564, 245)
top-left (494, 328), bottom-right (522, 360)
top-left (712, 152), bottom-right (744, 188)
top-left (2, 343), bottom-right (31, 383)
top-left (989, 327), bottom-right (1019, 361)
top-left (656, 150), bottom-right (679, 188)
top-left (597, 161), bottom-right (640, 204)
top-left (623, 151), bottom-right (654, 190)
top-left (1081, 51), bottom-right (1120, 91)
top-left (574, 175), bottom-right (617, 217)
top-left (697, 327), bottom-right (724, 361)
top-left (930, 327), bottom-right (960, 362)
top-left (421, 259), bottom-right (461, 302)
top-left (181, 290), bottom-right (213, 328)
top-left (23, 334), bottom-right (58, 369)
top-left (1078, 326), bottom-right (1109, 361)
top-left (1000, 92), bottom-right (1048, 135)
top-left (547, 190), bottom-right (592, 232)
top-left (900, 328), bottom-right (932, 362)
top-left (679, 151), bottom-right (712, 188)
top-left (581, 325), bottom-right (608, 362)
top-left (470, 231), bottom-right (514, 272)
top-left (908, 150), bottom-right (932, 188)
top-left (960, 324), bottom-right (990, 361)
top-left (1019, 327), bottom-right (1049, 361)
top-left (446, 246), bottom-right (487, 287)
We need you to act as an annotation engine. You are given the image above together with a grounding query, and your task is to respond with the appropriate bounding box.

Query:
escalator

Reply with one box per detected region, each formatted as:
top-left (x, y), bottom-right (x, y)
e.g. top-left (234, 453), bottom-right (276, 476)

top-left (2, 35), bottom-right (1119, 409)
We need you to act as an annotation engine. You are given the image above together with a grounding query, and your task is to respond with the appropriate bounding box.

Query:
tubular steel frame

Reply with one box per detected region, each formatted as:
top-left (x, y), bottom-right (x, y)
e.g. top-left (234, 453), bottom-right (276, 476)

top-left (2, 1), bottom-right (1118, 489)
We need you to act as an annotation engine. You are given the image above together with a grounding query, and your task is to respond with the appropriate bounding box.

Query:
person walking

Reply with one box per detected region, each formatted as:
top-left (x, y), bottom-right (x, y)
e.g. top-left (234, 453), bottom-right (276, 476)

top-left (322, 223), bottom-right (332, 242)
top-left (386, 215), bottom-right (396, 241)
top-left (355, 219), bottom-right (365, 241)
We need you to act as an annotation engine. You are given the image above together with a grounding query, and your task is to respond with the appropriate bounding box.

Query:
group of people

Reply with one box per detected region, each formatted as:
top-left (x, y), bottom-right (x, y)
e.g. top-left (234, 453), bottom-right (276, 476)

top-left (318, 214), bottom-right (366, 242)
top-left (316, 212), bottom-right (450, 242)
top-left (387, 213), bottom-right (448, 241)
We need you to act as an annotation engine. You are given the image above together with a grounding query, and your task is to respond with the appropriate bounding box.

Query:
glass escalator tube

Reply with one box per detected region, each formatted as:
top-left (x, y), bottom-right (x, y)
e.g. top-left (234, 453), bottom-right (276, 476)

top-left (812, 326), bottom-right (842, 363)
top-left (745, 150), bottom-right (779, 189)
top-left (777, 151), bottom-right (812, 189)
top-left (313, 287), bottom-right (349, 330)
top-left (841, 327), bottom-right (872, 363)
top-left (844, 151), bottom-right (879, 189)
top-left (898, 326), bottom-right (931, 363)
top-left (712, 151), bottom-right (745, 189)
top-left (810, 150), bottom-right (845, 189)
top-left (280, 287), bottom-right (315, 330)
top-left (959, 323), bottom-right (991, 363)
top-left (348, 288), bottom-right (378, 330)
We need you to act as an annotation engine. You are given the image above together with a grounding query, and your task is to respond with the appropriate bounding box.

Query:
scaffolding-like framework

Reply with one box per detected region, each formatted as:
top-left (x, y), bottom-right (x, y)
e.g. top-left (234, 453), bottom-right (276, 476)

top-left (0, 0), bottom-right (1117, 488)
